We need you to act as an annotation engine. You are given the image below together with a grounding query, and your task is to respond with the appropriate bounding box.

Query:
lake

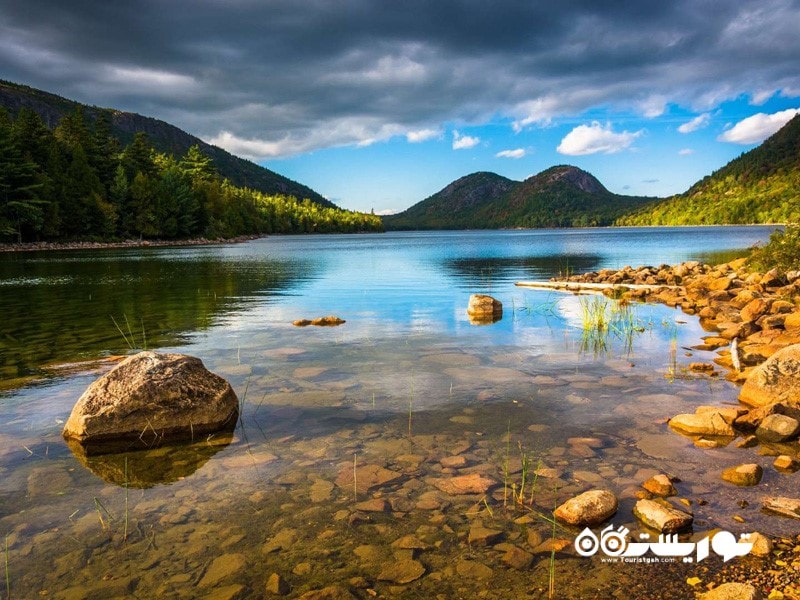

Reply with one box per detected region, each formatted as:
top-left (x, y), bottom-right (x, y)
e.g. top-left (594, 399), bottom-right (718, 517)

top-left (0, 226), bottom-right (791, 599)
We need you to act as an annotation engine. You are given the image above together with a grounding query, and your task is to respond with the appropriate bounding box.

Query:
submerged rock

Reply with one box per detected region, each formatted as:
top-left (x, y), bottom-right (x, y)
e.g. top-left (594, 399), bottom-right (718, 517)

top-left (468, 522), bottom-right (503, 547)
top-left (554, 489), bottom-right (618, 526)
top-left (62, 351), bottom-right (238, 453)
top-left (433, 473), bottom-right (498, 495)
top-left (721, 463), bottom-right (763, 487)
top-left (293, 316), bottom-right (346, 327)
top-left (376, 559), bottom-right (425, 584)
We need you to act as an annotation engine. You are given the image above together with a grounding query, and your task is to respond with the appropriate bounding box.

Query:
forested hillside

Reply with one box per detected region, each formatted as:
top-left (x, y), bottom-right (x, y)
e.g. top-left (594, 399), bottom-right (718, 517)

top-left (617, 115), bottom-right (800, 225)
top-left (0, 106), bottom-right (382, 242)
top-left (0, 80), bottom-right (333, 208)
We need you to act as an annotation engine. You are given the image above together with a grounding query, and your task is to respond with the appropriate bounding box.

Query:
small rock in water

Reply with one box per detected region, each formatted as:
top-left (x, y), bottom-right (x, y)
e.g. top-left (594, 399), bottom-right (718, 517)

top-left (354, 498), bottom-right (389, 512)
top-left (669, 410), bottom-right (735, 437)
top-left (466, 294), bottom-right (503, 324)
top-left (762, 496), bottom-right (800, 520)
top-left (455, 559), bottom-right (493, 580)
top-left (554, 489), bottom-right (618, 526)
top-left (439, 455), bottom-right (468, 468)
top-left (197, 553), bottom-right (247, 588)
top-left (468, 522), bottom-right (503, 547)
top-left (633, 499), bottom-right (693, 533)
top-left (265, 572), bottom-right (291, 596)
top-left (293, 316), bottom-right (346, 327)
top-left (433, 473), bottom-right (498, 495)
top-left (335, 463), bottom-right (403, 494)
top-left (377, 559), bottom-right (425, 584)
top-left (501, 545), bottom-right (534, 570)
top-left (721, 464), bottom-right (763, 487)
top-left (736, 435), bottom-right (759, 448)
top-left (756, 413), bottom-right (800, 442)
top-left (642, 474), bottom-right (677, 497)
top-left (774, 455), bottom-right (800, 472)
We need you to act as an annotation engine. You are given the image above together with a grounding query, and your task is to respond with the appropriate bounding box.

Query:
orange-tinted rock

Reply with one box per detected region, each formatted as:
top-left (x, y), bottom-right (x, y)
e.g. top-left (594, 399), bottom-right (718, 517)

top-left (740, 344), bottom-right (800, 407)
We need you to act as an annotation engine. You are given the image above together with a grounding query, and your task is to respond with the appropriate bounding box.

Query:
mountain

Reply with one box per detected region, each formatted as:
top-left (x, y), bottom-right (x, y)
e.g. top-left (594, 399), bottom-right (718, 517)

top-left (382, 172), bottom-right (516, 229)
top-left (0, 80), bottom-right (334, 208)
top-left (617, 114), bottom-right (800, 226)
top-left (384, 165), bottom-right (656, 230)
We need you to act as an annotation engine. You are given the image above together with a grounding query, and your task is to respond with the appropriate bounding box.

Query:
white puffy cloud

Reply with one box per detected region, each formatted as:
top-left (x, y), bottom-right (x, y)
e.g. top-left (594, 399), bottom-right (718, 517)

top-left (678, 148), bottom-right (695, 155)
top-left (556, 122), bottom-right (642, 155)
top-left (495, 148), bottom-right (526, 159)
top-left (718, 108), bottom-right (800, 144)
top-left (406, 128), bottom-right (441, 143)
top-left (452, 130), bottom-right (480, 150)
top-left (678, 113), bottom-right (711, 134)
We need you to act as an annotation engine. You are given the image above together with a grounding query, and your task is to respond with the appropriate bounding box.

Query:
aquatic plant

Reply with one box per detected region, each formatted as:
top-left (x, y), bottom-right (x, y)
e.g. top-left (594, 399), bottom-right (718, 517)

top-left (408, 372), bottom-right (414, 438)
top-left (548, 492), bottom-right (558, 599)
top-left (94, 497), bottom-right (114, 531)
top-left (110, 314), bottom-right (148, 351)
top-left (577, 295), bottom-right (648, 356)
top-left (353, 452), bottom-right (358, 502)
top-left (4, 533), bottom-right (9, 600)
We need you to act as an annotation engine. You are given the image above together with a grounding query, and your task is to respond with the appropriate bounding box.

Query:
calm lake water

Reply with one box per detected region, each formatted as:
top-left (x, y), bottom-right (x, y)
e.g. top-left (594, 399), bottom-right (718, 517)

top-left (0, 226), bottom-right (793, 599)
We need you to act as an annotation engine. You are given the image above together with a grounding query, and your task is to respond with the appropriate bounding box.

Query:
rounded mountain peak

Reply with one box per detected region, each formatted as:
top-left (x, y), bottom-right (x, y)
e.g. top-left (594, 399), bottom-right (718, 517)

top-left (534, 165), bottom-right (608, 194)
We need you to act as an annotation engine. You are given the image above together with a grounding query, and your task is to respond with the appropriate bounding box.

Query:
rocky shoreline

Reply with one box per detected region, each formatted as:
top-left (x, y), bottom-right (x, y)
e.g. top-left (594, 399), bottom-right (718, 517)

top-left (548, 258), bottom-right (800, 597)
top-left (551, 257), bottom-right (800, 379)
top-left (0, 234), bottom-right (263, 253)
top-left (550, 257), bottom-right (800, 446)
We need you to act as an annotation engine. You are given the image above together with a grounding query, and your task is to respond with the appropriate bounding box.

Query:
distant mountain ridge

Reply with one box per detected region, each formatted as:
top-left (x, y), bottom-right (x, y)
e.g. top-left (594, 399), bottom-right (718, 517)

top-left (617, 114), bottom-right (800, 226)
top-left (0, 80), bottom-right (334, 208)
top-left (384, 165), bottom-right (656, 230)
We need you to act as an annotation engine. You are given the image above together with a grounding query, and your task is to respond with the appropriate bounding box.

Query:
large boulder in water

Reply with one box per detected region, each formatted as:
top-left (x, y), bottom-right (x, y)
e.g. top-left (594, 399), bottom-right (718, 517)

top-left (739, 344), bottom-right (800, 407)
top-left (63, 351), bottom-right (238, 453)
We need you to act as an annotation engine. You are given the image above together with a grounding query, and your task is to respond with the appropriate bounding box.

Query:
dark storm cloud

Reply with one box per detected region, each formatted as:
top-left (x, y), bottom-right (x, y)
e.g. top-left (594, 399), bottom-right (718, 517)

top-left (1, 0), bottom-right (798, 157)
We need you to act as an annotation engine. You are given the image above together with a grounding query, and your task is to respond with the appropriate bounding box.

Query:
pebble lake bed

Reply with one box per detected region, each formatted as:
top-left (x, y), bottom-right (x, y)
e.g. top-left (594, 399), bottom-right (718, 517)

top-left (1, 228), bottom-right (799, 599)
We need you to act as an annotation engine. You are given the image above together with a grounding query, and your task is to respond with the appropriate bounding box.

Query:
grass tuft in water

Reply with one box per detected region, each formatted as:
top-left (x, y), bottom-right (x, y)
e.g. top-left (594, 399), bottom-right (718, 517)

top-left (577, 295), bottom-right (649, 356)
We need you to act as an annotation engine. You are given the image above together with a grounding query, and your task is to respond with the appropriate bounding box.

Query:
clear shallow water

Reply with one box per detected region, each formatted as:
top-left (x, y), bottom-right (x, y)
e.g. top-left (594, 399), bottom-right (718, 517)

top-left (1, 226), bottom-right (795, 599)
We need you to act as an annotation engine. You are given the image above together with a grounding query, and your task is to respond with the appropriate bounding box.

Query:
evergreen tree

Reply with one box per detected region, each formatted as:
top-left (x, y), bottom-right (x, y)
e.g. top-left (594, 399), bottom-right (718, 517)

top-left (121, 132), bottom-right (157, 180)
top-left (179, 145), bottom-right (216, 183)
top-left (89, 112), bottom-right (119, 193)
top-left (0, 111), bottom-right (44, 242)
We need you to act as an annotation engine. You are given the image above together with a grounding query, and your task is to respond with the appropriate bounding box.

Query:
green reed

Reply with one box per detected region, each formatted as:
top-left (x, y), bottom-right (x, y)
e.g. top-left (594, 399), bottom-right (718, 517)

top-left (4, 534), bottom-right (9, 600)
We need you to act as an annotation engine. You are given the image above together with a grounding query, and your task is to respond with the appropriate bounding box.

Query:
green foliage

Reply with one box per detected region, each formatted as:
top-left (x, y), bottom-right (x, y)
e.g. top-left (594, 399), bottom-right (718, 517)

top-left (0, 108), bottom-right (383, 242)
top-left (617, 115), bottom-right (800, 226)
top-left (748, 224), bottom-right (800, 272)
top-left (0, 109), bottom-right (44, 242)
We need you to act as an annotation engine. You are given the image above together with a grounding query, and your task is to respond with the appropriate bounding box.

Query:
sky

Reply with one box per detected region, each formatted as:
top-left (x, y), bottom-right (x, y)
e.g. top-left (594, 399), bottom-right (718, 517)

top-left (1, 0), bottom-right (799, 214)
